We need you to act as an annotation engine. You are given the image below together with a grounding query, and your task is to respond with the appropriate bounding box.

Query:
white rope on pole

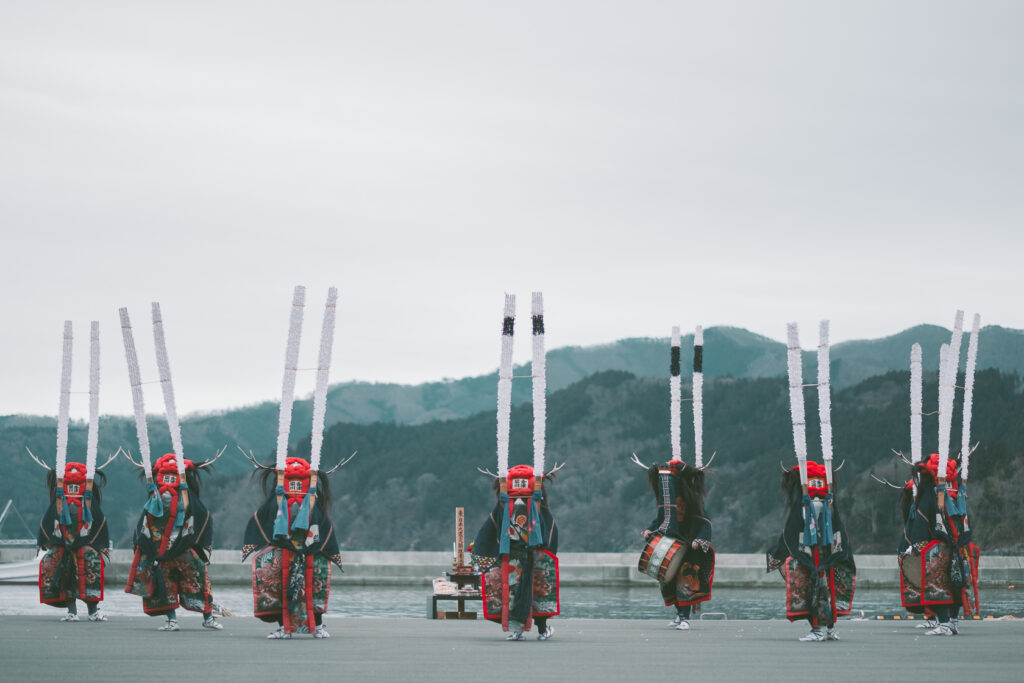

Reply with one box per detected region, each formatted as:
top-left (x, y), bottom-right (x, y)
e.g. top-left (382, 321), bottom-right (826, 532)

top-left (496, 294), bottom-right (515, 478)
top-left (787, 322), bottom-right (808, 487)
top-left (670, 326), bottom-right (682, 462)
top-left (152, 302), bottom-right (185, 475)
top-left (55, 321), bottom-right (73, 476)
top-left (85, 321), bottom-right (100, 480)
top-left (938, 311), bottom-right (964, 480)
top-left (531, 292), bottom-right (546, 474)
top-left (961, 313), bottom-right (981, 480)
top-left (277, 286), bottom-right (306, 472)
top-left (309, 287), bottom-right (337, 473)
top-left (120, 308), bottom-right (153, 479)
top-left (817, 320), bottom-right (833, 486)
top-left (692, 326), bottom-right (704, 468)
top-left (910, 343), bottom-right (923, 466)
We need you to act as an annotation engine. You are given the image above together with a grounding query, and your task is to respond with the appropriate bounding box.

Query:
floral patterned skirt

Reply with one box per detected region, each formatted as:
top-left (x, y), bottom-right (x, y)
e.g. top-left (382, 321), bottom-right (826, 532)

top-left (125, 548), bottom-right (212, 615)
top-left (660, 547), bottom-right (715, 608)
top-left (900, 540), bottom-right (980, 616)
top-left (480, 548), bottom-right (559, 629)
top-left (251, 547), bottom-right (331, 634)
top-left (784, 553), bottom-right (855, 623)
top-left (39, 546), bottom-right (104, 606)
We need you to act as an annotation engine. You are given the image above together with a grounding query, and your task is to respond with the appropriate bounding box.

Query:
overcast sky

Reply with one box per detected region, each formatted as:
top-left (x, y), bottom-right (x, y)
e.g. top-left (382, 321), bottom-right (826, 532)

top-left (1, 1), bottom-right (1021, 418)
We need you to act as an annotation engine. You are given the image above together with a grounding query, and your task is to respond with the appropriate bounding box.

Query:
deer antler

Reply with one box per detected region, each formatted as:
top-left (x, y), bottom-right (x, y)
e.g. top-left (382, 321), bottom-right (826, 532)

top-left (544, 462), bottom-right (566, 478)
top-left (121, 447), bottom-right (146, 469)
top-left (833, 459), bottom-right (846, 472)
top-left (237, 446), bottom-right (274, 471)
top-left (25, 447), bottom-right (53, 471)
top-left (700, 451), bottom-right (717, 469)
top-left (629, 453), bottom-right (650, 470)
top-left (477, 467), bottom-right (500, 478)
top-left (96, 447), bottom-right (123, 471)
top-left (890, 449), bottom-right (914, 467)
top-left (870, 473), bottom-right (902, 490)
top-left (324, 451), bottom-right (358, 475)
top-left (780, 460), bottom-right (790, 473)
top-left (197, 445), bottom-right (227, 469)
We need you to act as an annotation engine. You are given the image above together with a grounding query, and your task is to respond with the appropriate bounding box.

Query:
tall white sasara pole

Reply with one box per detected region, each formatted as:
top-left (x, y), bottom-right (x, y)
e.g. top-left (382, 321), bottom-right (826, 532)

top-left (910, 343), bottom-right (923, 467)
top-left (277, 286), bottom-right (306, 475)
top-left (961, 313), bottom-right (981, 481)
top-left (496, 294), bottom-right (516, 479)
top-left (85, 322), bottom-right (100, 481)
top-left (309, 288), bottom-right (338, 474)
top-left (119, 308), bottom-right (154, 481)
top-left (669, 326), bottom-right (682, 462)
top-left (152, 303), bottom-right (186, 478)
top-left (787, 322), bottom-right (809, 488)
top-left (531, 292), bottom-right (546, 475)
top-left (937, 311), bottom-right (964, 483)
top-left (55, 321), bottom-right (74, 479)
top-left (693, 326), bottom-right (704, 468)
top-left (817, 321), bottom-right (834, 487)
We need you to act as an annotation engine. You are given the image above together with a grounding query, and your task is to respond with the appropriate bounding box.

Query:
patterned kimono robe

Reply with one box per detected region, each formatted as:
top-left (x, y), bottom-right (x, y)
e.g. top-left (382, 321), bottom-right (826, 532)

top-left (644, 471), bottom-right (714, 608)
top-left (38, 492), bottom-right (109, 607)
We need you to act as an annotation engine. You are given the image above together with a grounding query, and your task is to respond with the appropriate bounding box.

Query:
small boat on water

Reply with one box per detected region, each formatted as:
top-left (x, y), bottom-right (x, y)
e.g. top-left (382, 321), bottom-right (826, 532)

top-left (0, 552), bottom-right (41, 585)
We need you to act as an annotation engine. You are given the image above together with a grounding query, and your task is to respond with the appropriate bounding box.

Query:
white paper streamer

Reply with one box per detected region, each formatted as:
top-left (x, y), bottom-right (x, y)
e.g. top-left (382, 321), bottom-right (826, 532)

top-left (961, 313), bottom-right (980, 480)
top-left (120, 308), bottom-right (153, 479)
top-left (85, 321), bottom-right (100, 480)
top-left (817, 320), bottom-right (833, 486)
top-left (496, 294), bottom-right (515, 477)
top-left (277, 286), bottom-right (306, 472)
top-left (670, 326), bottom-right (682, 462)
top-left (938, 311), bottom-right (964, 480)
top-left (787, 323), bottom-right (808, 486)
top-left (692, 325), bottom-right (703, 468)
top-left (55, 321), bottom-right (73, 476)
top-left (531, 292), bottom-right (546, 474)
top-left (309, 288), bottom-right (337, 473)
top-left (152, 302), bottom-right (185, 474)
top-left (910, 343), bottom-right (923, 466)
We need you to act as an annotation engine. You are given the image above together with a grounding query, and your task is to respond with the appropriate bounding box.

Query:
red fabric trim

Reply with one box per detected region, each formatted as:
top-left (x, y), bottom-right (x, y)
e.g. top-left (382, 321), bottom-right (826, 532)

top-left (281, 548), bottom-right (292, 632)
top-left (124, 549), bottom-right (143, 593)
top-left (156, 492), bottom-right (179, 557)
top-left (919, 540), bottom-right (954, 606)
top-left (77, 547), bottom-right (87, 599)
top-left (500, 557), bottom-right (510, 630)
top-left (305, 554), bottom-right (315, 632)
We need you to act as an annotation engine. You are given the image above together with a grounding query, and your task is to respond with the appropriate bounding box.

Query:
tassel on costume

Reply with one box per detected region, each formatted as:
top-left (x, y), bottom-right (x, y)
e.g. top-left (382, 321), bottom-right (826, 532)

top-left (143, 482), bottom-right (164, 517)
top-left (498, 493), bottom-right (511, 555)
top-left (801, 494), bottom-right (817, 547)
top-left (821, 493), bottom-right (834, 546)
top-left (527, 491), bottom-right (543, 547)
top-left (81, 490), bottom-right (94, 525)
top-left (57, 490), bottom-right (72, 527)
top-left (291, 487), bottom-right (314, 533)
top-left (173, 484), bottom-right (186, 530)
top-left (273, 485), bottom-right (290, 539)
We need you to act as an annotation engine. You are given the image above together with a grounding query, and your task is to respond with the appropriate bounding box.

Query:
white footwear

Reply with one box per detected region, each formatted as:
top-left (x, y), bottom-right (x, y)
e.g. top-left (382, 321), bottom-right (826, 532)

top-left (826, 627), bottom-right (839, 641)
top-left (675, 619), bottom-right (690, 631)
top-left (314, 625), bottom-right (330, 639)
top-left (537, 626), bottom-right (554, 641)
top-left (669, 615), bottom-right (683, 628)
top-left (267, 627), bottom-right (292, 639)
top-left (799, 628), bottom-right (826, 642)
top-left (158, 619), bottom-right (180, 632)
top-left (202, 616), bottom-right (223, 630)
top-left (925, 623), bottom-right (954, 636)
top-left (949, 618), bottom-right (959, 635)
top-left (87, 610), bottom-right (107, 622)
top-left (915, 618), bottom-right (938, 629)
top-left (60, 612), bottom-right (79, 622)
top-left (506, 631), bottom-right (525, 641)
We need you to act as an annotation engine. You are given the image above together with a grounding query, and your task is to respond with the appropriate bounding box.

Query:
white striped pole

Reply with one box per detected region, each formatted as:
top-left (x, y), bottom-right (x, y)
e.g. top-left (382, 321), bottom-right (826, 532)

top-left (120, 308), bottom-right (154, 480)
top-left (309, 288), bottom-right (338, 473)
top-left (670, 326), bottom-right (682, 462)
top-left (152, 303), bottom-right (185, 477)
top-left (496, 294), bottom-right (515, 479)
top-left (531, 292), bottom-right (546, 475)
top-left (55, 321), bottom-right (73, 478)
top-left (787, 322), bottom-right (808, 487)
top-left (818, 321), bottom-right (834, 487)
top-left (938, 311), bottom-right (964, 482)
top-left (961, 313), bottom-right (981, 480)
top-left (693, 326), bottom-right (704, 468)
top-left (910, 343), bottom-right (923, 473)
top-left (277, 286), bottom-right (306, 474)
top-left (85, 322), bottom-right (100, 481)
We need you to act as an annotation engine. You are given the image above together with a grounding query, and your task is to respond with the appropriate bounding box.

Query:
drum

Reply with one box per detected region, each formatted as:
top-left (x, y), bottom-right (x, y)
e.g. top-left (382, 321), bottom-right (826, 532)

top-left (638, 533), bottom-right (684, 583)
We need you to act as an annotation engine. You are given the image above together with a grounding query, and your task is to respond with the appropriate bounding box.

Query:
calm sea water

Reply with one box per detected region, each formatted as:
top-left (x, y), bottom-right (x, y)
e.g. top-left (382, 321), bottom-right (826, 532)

top-left (2, 584), bottom-right (1021, 619)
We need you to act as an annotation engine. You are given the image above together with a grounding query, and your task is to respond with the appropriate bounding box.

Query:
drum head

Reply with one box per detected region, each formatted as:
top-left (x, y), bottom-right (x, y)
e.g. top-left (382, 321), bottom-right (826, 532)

top-left (900, 551), bottom-right (922, 590)
top-left (662, 544), bottom-right (685, 586)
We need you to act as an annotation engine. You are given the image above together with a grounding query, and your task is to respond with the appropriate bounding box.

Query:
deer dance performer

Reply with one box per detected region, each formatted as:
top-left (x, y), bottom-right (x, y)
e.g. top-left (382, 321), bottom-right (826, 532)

top-left (633, 326), bottom-right (715, 631)
top-left (767, 321), bottom-right (855, 642)
top-left (33, 321), bottom-right (116, 622)
top-left (472, 293), bottom-right (562, 642)
top-left (241, 286), bottom-right (350, 640)
top-left (120, 304), bottom-right (224, 631)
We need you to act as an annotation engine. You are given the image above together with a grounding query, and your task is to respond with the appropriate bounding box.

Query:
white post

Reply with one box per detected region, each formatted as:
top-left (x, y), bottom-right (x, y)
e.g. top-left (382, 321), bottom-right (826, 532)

top-left (938, 311), bottom-right (964, 481)
top-left (152, 302), bottom-right (185, 476)
top-left (85, 322), bottom-right (100, 480)
top-left (309, 288), bottom-right (337, 473)
top-left (670, 326), bottom-right (682, 462)
top-left (120, 308), bottom-right (153, 480)
top-left (496, 294), bottom-right (516, 478)
top-left (55, 321), bottom-right (73, 476)
top-left (531, 292), bottom-right (546, 474)
top-left (910, 343), bottom-right (923, 466)
top-left (817, 320), bottom-right (833, 487)
top-left (692, 326), bottom-right (704, 468)
top-left (787, 322), bottom-right (808, 487)
top-left (277, 286), bottom-right (306, 473)
top-left (961, 313), bottom-right (981, 480)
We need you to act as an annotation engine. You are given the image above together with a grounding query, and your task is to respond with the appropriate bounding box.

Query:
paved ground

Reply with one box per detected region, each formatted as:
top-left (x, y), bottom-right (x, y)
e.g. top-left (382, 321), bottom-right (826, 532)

top-left (2, 616), bottom-right (1022, 682)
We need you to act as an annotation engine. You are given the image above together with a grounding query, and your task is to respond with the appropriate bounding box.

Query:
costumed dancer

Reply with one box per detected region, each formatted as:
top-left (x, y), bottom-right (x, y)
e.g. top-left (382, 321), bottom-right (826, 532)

top-left (472, 292), bottom-right (562, 641)
top-left (632, 326), bottom-right (715, 631)
top-left (120, 304), bottom-right (224, 631)
top-left (33, 321), bottom-right (116, 622)
top-left (241, 286), bottom-right (349, 640)
top-left (898, 311), bottom-right (981, 636)
top-left (767, 321), bottom-right (856, 642)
